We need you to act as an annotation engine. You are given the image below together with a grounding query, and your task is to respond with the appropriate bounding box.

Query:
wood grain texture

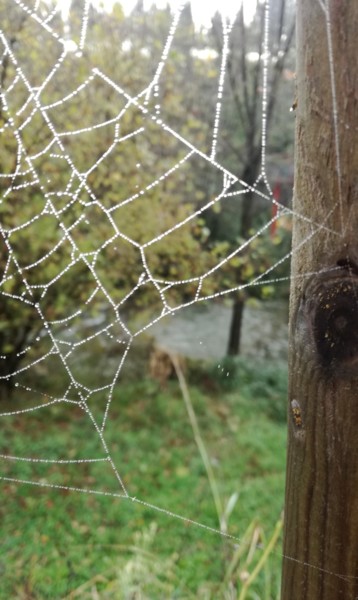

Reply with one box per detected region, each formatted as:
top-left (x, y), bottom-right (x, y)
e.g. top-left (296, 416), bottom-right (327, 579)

top-left (281, 0), bottom-right (358, 598)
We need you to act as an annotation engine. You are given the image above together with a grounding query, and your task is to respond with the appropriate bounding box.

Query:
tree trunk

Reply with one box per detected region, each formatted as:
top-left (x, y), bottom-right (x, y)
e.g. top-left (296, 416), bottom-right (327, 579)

top-left (281, 1), bottom-right (358, 598)
top-left (227, 297), bottom-right (245, 356)
top-left (226, 183), bottom-right (257, 356)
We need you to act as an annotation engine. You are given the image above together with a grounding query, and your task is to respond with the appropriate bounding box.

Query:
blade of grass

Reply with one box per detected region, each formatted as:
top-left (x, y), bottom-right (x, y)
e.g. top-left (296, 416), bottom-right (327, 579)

top-left (219, 518), bottom-right (258, 592)
top-left (171, 354), bottom-right (224, 530)
top-left (237, 517), bottom-right (283, 600)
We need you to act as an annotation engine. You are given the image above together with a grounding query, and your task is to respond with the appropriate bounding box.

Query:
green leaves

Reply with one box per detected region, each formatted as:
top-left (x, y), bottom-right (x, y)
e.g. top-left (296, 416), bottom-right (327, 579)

top-left (0, 0), bottom-right (293, 383)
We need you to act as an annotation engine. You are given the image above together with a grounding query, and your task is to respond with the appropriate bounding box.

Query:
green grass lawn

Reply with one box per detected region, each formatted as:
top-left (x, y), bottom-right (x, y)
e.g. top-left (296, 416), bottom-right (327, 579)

top-left (0, 357), bottom-right (287, 599)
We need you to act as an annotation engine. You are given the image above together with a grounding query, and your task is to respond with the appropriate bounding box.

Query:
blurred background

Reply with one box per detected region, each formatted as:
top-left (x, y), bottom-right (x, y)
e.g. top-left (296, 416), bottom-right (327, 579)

top-left (0, 0), bottom-right (295, 597)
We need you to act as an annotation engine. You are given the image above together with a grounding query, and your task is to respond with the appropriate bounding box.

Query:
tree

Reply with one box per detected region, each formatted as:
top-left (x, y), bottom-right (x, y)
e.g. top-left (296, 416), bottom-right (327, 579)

top-left (281, 1), bottom-right (358, 597)
top-left (210, 0), bottom-right (295, 355)
top-left (0, 2), bottom-right (222, 394)
top-left (0, 2), bottom-right (91, 397)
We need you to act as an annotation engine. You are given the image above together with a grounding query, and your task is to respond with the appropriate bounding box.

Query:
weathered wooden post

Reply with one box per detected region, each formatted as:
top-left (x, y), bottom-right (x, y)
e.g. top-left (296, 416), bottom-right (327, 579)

top-left (281, 0), bottom-right (358, 598)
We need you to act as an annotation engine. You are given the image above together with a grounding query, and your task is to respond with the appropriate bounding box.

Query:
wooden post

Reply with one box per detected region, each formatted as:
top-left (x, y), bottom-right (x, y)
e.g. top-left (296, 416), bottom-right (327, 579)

top-left (281, 1), bottom-right (358, 598)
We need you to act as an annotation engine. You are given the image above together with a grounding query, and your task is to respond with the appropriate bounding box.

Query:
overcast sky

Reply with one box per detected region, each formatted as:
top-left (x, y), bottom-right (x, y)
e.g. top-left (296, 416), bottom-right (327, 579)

top-left (92, 0), bottom-right (258, 28)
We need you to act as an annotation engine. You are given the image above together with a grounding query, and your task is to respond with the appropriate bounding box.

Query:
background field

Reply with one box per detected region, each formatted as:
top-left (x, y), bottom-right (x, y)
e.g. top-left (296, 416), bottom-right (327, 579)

top-left (0, 353), bottom-right (287, 599)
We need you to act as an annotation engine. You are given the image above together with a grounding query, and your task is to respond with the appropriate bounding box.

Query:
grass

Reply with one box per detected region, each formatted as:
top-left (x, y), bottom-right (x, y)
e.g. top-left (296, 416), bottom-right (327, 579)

top-left (0, 353), bottom-right (288, 598)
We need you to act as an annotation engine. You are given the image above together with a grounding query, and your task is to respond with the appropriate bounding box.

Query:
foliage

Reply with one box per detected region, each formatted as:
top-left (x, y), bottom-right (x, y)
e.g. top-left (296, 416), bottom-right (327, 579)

top-left (0, 0), bottom-right (294, 386)
top-left (0, 358), bottom-right (286, 598)
top-left (193, 355), bottom-right (288, 423)
top-left (1, 6), bottom-right (291, 597)
top-left (65, 518), bottom-right (283, 599)
top-left (66, 522), bottom-right (181, 599)
top-left (0, 2), bottom-right (212, 387)
top-left (208, 0), bottom-right (295, 354)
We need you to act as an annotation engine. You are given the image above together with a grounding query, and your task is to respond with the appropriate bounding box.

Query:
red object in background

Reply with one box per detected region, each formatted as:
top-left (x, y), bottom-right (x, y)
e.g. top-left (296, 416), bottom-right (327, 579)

top-left (271, 183), bottom-right (281, 238)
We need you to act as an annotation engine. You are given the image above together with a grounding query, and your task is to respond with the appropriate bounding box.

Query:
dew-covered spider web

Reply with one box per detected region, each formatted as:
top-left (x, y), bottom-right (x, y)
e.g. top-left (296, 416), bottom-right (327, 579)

top-left (0, 0), bottom-right (351, 593)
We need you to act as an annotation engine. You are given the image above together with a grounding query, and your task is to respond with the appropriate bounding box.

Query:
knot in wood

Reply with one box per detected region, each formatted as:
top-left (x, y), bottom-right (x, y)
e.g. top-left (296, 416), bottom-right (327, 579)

top-left (302, 268), bottom-right (358, 373)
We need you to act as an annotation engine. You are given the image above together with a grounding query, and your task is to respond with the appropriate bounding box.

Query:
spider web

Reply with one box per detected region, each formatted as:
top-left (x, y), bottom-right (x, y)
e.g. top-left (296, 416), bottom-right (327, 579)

top-left (0, 0), bottom-right (349, 587)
